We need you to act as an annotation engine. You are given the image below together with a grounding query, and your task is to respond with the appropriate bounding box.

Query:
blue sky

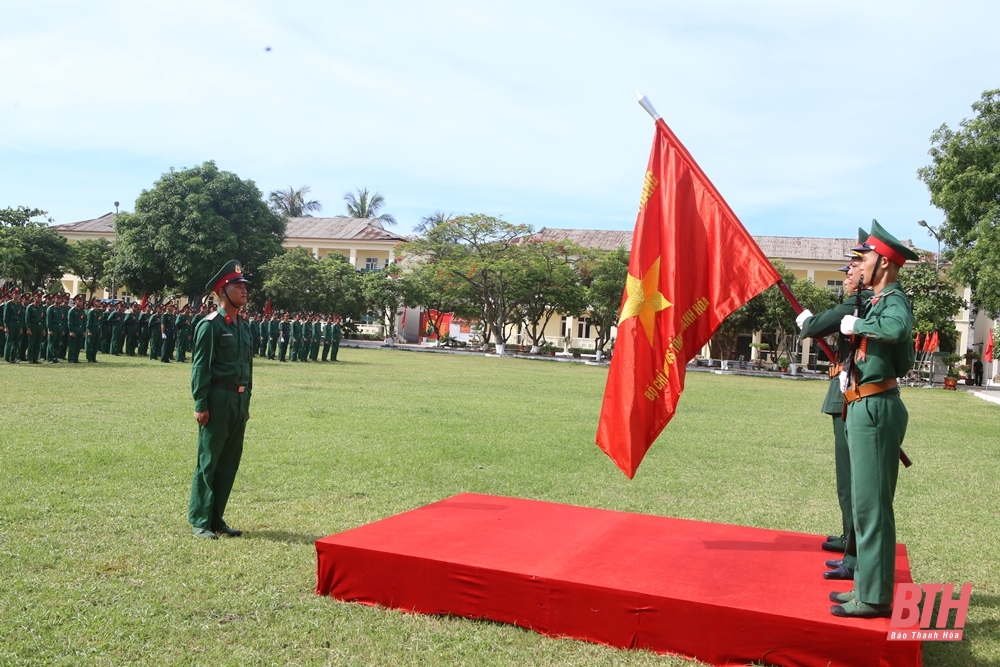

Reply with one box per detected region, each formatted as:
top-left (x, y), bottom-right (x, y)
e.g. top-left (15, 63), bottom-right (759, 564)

top-left (2, 1), bottom-right (997, 250)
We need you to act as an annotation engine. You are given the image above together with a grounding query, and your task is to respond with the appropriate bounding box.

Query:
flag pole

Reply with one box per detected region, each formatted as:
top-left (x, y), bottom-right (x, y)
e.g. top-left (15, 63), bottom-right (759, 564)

top-left (635, 93), bottom-right (911, 467)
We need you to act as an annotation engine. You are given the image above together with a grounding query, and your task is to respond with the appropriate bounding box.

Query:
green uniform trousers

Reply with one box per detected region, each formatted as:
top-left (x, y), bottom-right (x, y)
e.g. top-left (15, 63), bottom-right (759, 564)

top-left (845, 390), bottom-right (907, 605)
top-left (85, 330), bottom-right (101, 362)
top-left (149, 333), bottom-right (161, 360)
top-left (47, 328), bottom-right (65, 362)
top-left (267, 336), bottom-right (278, 360)
top-left (832, 416), bottom-right (856, 568)
top-left (330, 341), bottom-right (339, 361)
top-left (3, 326), bottom-right (22, 362)
top-left (188, 387), bottom-right (249, 530)
top-left (26, 328), bottom-right (44, 363)
top-left (176, 331), bottom-right (190, 362)
top-left (67, 331), bottom-right (83, 362)
top-left (111, 325), bottom-right (124, 355)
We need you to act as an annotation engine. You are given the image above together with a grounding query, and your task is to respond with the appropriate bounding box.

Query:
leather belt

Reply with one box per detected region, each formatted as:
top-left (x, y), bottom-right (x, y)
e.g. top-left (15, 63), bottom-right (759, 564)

top-left (843, 378), bottom-right (897, 404)
top-left (212, 382), bottom-right (246, 393)
top-left (828, 362), bottom-right (843, 378)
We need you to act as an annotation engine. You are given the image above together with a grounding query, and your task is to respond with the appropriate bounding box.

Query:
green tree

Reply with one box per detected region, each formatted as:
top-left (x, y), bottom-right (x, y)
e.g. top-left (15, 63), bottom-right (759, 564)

top-left (513, 240), bottom-right (588, 351)
top-left (115, 161), bottom-right (286, 304)
top-left (582, 246), bottom-right (630, 355)
top-left (260, 249), bottom-right (364, 318)
top-left (900, 257), bottom-right (967, 351)
top-left (0, 206), bottom-right (66, 291)
top-left (414, 210), bottom-right (452, 235)
top-left (0, 206), bottom-right (51, 228)
top-left (399, 214), bottom-right (533, 353)
top-left (344, 188), bottom-right (397, 227)
top-left (268, 186), bottom-right (322, 217)
top-left (918, 89), bottom-right (1000, 316)
top-left (398, 261), bottom-right (474, 344)
top-left (65, 238), bottom-right (114, 298)
top-left (362, 265), bottom-right (403, 340)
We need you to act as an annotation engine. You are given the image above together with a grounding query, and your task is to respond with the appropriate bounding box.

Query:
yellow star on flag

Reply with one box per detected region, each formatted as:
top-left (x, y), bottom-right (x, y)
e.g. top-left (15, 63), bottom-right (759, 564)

top-left (618, 257), bottom-right (672, 346)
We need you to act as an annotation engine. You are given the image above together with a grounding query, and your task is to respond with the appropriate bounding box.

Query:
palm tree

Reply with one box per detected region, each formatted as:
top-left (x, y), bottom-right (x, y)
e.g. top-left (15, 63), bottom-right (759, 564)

top-left (343, 187), bottom-right (397, 227)
top-left (414, 210), bottom-right (453, 235)
top-left (269, 185), bottom-right (322, 217)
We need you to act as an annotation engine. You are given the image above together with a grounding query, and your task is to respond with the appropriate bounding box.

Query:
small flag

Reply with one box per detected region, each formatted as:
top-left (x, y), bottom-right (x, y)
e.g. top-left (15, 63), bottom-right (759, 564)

top-left (985, 330), bottom-right (994, 363)
top-left (914, 332), bottom-right (922, 353)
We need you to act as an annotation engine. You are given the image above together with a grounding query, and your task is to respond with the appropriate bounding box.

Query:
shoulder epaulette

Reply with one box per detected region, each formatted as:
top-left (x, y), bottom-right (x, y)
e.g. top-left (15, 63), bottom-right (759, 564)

top-left (205, 311), bottom-right (219, 320)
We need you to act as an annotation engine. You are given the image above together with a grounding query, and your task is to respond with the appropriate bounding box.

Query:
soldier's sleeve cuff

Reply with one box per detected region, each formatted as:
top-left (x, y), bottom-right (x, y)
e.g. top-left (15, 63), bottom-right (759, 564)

top-left (194, 399), bottom-right (209, 412)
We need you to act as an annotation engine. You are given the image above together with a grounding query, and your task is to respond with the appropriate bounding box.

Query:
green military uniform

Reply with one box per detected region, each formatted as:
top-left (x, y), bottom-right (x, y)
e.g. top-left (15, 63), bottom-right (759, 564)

top-left (160, 309), bottom-right (177, 363)
top-left (801, 289), bottom-right (873, 574)
top-left (290, 317), bottom-right (302, 362)
top-left (301, 317), bottom-right (313, 361)
top-left (25, 296), bottom-right (46, 364)
top-left (330, 321), bottom-right (341, 361)
top-left (59, 297), bottom-right (70, 359)
top-left (67, 298), bottom-right (87, 363)
top-left (138, 309), bottom-right (151, 356)
top-left (107, 305), bottom-right (125, 355)
top-left (248, 316), bottom-right (259, 358)
top-left (278, 317), bottom-right (291, 362)
top-left (46, 299), bottom-right (66, 362)
top-left (258, 315), bottom-right (268, 357)
top-left (310, 318), bottom-right (322, 361)
top-left (267, 316), bottom-right (279, 359)
top-left (124, 306), bottom-right (140, 355)
top-left (175, 309), bottom-right (192, 362)
top-left (321, 318), bottom-right (332, 361)
top-left (833, 220), bottom-right (919, 618)
top-left (2, 290), bottom-right (25, 363)
top-left (189, 260), bottom-right (253, 538)
top-left (85, 303), bottom-right (104, 362)
top-left (100, 307), bottom-right (112, 354)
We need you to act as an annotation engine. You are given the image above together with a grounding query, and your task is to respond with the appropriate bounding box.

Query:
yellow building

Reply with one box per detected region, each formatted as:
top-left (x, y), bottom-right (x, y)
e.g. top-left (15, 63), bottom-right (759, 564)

top-left (51, 213), bottom-right (406, 298)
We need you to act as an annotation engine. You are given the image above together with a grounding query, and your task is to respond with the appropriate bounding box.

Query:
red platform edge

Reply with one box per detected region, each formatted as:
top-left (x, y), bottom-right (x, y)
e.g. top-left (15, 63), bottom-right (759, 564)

top-left (316, 493), bottom-right (921, 667)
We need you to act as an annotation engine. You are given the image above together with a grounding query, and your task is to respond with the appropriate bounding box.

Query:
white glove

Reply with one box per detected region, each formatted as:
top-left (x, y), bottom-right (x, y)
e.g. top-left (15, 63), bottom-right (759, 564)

top-left (840, 315), bottom-right (859, 335)
top-left (839, 370), bottom-right (850, 393)
top-left (795, 309), bottom-right (812, 329)
top-left (162, 333), bottom-right (167, 339)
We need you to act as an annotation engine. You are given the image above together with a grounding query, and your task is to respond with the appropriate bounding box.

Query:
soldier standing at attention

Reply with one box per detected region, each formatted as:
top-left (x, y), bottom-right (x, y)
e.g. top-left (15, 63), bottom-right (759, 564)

top-left (301, 314), bottom-right (313, 361)
top-left (150, 305), bottom-right (165, 360)
top-left (290, 312), bottom-right (302, 362)
top-left (67, 295), bottom-right (87, 363)
top-left (797, 248), bottom-right (871, 581)
top-left (829, 220), bottom-right (918, 619)
top-left (85, 298), bottom-right (104, 363)
top-left (107, 301), bottom-right (126, 356)
top-left (191, 303), bottom-right (208, 344)
top-left (0, 291), bottom-right (7, 357)
top-left (278, 312), bottom-right (291, 362)
top-left (124, 302), bottom-right (141, 356)
top-left (321, 314), bottom-right (332, 362)
top-left (189, 260), bottom-right (253, 539)
top-left (175, 304), bottom-right (193, 362)
top-left (330, 316), bottom-right (342, 362)
top-left (160, 303), bottom-right (177, 363)
top-left (267, 313), bottom-right (280, 360)
top-left (246, 312), bottom-right (256, 357)
top-left (59, 293), bottom-right (71, 359)
top-left (137, 304), bottom-right (151, 357)
top-left (2, 287), bottom-right (25, 363)
top-left (24, 291), bottom-right (45, 364)
top-left (48, 294), bottom-right (65, 362)
top-left (100, 303), bottom-right (113, 354)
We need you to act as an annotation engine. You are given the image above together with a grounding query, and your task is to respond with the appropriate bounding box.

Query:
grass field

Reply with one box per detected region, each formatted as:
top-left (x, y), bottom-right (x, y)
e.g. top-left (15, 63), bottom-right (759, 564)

top-left (1, 348), bottom-right (998, 666)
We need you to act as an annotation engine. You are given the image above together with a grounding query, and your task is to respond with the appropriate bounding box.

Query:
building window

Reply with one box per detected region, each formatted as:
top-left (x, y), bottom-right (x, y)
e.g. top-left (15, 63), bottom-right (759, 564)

top-left (826, 279), bottom-right (843, 291)
top-left (365, 257), bottom-right (380, 271)
top-left (577, 318), bottom-right (592, 339)
top-left (560, 316), bottom-right (567, 337)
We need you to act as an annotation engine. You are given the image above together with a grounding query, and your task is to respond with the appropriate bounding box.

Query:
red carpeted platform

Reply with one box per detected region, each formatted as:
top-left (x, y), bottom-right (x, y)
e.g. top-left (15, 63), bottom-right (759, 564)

top-left (316, 493), bottom-right (921, 667)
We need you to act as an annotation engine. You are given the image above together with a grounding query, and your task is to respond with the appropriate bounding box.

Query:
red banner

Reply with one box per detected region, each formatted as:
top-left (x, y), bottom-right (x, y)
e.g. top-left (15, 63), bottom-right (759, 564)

top-left (985, 330), bottom-right (994, 363)
top-left (914, 332), bottom-right (922, 354)
top-left (596, 118), bottom-right (781, 478)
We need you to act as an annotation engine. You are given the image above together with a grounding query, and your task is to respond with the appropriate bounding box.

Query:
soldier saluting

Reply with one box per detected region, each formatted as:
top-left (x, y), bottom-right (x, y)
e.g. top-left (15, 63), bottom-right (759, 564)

top-left (189, 260), bottom-right (253, 540)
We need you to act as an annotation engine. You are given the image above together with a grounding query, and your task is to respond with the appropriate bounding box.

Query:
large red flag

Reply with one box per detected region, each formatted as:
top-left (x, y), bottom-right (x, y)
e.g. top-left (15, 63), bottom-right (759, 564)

top-left (914, 332), bottom-right (922, 354)
top-left (596, 118), bottom-right (781, 478)
top-left (985, 329), bottom-right (994, 363)
top-left (929, 331), bottom-right (940, 353)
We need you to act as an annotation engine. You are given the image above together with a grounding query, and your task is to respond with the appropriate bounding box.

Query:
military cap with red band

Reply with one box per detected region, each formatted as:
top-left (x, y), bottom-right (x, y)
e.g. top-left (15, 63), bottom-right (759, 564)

top-left (206, 259), bottom-right (250, 293)
top-left (851, 219), bottom-right (920, 266)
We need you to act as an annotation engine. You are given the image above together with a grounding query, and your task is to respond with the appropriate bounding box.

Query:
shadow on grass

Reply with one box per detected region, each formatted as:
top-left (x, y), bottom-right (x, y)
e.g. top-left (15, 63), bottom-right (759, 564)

top-left (249, 529), bottom-right (321, 545)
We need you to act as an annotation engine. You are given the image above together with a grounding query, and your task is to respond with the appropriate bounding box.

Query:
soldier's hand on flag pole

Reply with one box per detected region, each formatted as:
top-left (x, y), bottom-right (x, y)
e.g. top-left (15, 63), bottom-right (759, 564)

top-left (795, 310), bottom-right (812, 329)
top-left (840, 315), bottom-right (859, 335)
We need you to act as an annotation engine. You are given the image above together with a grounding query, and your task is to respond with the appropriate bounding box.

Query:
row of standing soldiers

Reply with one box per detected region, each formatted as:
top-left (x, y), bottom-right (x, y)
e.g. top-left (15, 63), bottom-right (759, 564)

top-left (2, 288), bottom-right (342, 365)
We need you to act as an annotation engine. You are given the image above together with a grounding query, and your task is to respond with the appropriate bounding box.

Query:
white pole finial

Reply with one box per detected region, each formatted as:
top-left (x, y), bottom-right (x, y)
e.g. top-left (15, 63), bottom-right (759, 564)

top-left (636, 91), bottom-right (660, 121)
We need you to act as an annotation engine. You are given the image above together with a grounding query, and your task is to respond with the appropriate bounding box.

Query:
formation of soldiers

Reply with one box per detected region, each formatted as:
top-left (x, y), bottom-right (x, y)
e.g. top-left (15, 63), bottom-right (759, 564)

top-left (1, 288), bottom-right (343, 365)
